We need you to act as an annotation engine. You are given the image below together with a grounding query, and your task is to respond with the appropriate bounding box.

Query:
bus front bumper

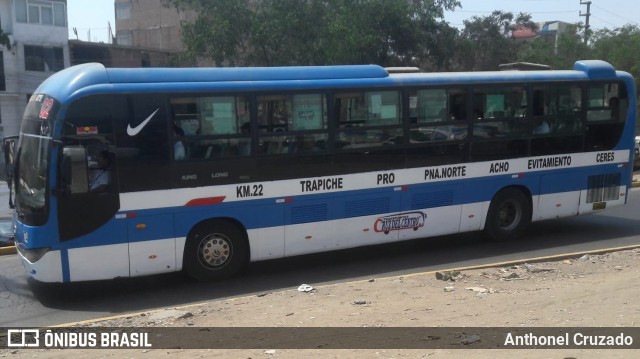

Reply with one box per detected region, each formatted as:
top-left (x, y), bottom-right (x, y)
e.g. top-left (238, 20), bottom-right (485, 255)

top-left (16, 246), bottom-right (64, 283)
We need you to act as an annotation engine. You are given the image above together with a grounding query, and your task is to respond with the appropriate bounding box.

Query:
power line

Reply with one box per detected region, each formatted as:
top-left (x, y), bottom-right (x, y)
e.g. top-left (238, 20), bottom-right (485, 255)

top-left (590, 15), bottom-right (620, 28)
top-left (455, 10), bottom-right (575, 14)
top-left (591, 4), bottom-right (639, 26)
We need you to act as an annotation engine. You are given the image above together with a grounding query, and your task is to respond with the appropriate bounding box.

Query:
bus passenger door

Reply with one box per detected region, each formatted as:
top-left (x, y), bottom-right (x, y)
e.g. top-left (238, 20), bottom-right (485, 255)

top-left (57, 94), bottom-right (130, 281)
top-left (57, 145), bottom-right (127, 281)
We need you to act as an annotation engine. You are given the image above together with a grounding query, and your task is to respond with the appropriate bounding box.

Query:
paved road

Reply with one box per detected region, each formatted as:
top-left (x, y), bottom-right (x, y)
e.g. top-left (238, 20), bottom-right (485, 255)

top-left (1, 187), bottom-right (639, 327)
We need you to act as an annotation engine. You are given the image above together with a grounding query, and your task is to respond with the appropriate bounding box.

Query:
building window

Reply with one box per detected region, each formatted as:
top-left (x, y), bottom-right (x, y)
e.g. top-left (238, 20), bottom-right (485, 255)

top-left (115, 2), bottom-right (131, 20)
top-left (15, 0), bottom-right (66, 27)
top-left (53, 2), bottom-right (65, 26)
top-left (116, 31), bottom-right (132, 46)
top-left (24, 46), bottom-right (64, 72)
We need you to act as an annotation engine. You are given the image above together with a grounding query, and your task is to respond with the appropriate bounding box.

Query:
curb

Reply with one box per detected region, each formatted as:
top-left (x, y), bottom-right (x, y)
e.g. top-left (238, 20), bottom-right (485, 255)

top-left (0, 245), bottom-right (16, 255)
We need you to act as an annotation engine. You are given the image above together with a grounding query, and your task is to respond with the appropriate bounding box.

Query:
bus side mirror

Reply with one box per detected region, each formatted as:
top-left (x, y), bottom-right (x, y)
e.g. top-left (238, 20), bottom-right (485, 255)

top-left (2, 136), bottom-right (18, 209)
top-left (2, 137), bottom-right (17, 179)
top-left (61, 146), bottom-right (89, 194)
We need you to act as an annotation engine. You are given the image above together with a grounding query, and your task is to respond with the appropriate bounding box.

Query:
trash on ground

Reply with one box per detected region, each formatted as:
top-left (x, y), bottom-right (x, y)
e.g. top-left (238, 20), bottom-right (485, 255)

top-left (297, 284), bottom-right (315, 292)
top-left (465, 286), bottom-right (488, 293)
top-left (435, 270), bottom-right (461, 281)
top-left (524, 263), bottom-right (555, 273)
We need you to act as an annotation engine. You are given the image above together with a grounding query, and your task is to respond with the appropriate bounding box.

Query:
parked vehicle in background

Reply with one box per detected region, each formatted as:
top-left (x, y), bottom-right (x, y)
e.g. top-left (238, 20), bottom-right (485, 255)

top-left (0, 219), bottom-right (13, 247)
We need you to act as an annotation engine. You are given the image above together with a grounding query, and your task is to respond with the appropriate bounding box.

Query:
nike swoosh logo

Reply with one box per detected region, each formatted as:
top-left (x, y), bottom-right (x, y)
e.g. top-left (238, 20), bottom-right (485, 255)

top-left (127, 108), bottom-right (160, 136)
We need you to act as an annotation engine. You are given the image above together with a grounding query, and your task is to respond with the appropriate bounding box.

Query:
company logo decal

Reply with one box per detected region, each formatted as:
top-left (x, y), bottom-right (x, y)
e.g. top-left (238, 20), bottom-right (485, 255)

top-left (374, 211), bottom-right (426, 234)
top-left (127, 108), bottom-right (159, 136)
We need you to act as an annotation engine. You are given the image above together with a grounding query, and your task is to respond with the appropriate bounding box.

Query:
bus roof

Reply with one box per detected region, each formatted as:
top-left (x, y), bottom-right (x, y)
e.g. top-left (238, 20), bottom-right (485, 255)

top-left (34, 60), bottom-right (625, 103)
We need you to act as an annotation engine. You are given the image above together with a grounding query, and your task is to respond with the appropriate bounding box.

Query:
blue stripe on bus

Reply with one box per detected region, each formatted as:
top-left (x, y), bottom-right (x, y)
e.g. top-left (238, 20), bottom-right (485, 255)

top-left (34, 162), bottom-right (629, 251)
top-left (61, 249), bottom-right (70, 283)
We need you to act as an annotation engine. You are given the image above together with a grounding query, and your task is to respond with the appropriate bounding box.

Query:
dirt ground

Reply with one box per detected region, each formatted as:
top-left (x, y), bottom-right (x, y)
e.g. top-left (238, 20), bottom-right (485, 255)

top-left (2, 248), bottom-right (640, 358)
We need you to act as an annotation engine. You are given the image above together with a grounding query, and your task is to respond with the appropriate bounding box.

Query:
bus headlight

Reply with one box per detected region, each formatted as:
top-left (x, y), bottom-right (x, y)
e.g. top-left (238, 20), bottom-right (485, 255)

top-left (17, 245), bottom-right (50, 263)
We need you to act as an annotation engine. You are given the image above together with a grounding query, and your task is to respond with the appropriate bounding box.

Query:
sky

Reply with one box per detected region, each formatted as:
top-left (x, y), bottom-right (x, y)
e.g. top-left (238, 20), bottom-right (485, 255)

top-left (444, 0), bottom-right (639, 30)
top-left (67, 0), bottom-right (115, 43)
top-left (66, 0), bottom-right (640, 43)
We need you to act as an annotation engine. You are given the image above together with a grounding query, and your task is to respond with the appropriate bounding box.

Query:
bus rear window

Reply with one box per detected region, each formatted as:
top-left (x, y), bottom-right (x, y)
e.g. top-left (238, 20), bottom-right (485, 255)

top-left (587, 83), bottom-right (626, 122)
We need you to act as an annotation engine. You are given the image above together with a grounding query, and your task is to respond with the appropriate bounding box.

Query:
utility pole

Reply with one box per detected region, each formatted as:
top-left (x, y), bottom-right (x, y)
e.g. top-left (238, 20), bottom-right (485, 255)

top-left (579, 0), bottom-right (592, 43)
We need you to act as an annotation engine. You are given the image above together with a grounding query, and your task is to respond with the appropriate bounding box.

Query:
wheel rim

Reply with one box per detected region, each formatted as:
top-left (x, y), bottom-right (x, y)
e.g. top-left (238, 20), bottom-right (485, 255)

top-left (496, 199), bottom-right (522, 231)
top-left (197, 233), bottom-right (232, 269)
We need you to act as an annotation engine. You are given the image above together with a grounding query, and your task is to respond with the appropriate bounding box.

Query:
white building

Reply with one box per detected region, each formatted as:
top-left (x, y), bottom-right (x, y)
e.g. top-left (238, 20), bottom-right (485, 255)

top-left (0, 0), bottom-right (70, 138)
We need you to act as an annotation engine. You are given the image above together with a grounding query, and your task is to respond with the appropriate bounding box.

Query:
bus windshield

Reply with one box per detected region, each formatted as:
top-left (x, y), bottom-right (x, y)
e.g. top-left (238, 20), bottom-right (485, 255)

top-left (15, 95), bottom-right (58, 225)
top-left (16, 134), bottom-right (49, 209)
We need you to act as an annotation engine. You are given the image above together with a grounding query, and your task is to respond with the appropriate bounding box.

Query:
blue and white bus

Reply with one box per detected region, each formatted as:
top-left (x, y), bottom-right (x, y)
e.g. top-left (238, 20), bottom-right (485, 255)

top-left (8, 60), bottom-right (636, 282)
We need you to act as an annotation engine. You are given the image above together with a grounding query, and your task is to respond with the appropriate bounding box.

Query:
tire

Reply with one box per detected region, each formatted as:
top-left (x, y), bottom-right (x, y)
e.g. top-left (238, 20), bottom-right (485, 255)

top-left (484, 188), bottom-right (531, 241)
top-left (183, 220), bottom-right (249, 281)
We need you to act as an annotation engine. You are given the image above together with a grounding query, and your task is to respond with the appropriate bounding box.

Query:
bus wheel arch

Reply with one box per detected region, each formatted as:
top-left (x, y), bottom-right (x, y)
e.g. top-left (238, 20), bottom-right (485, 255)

top-left (484, 186), bottom-right (532, 242)
top-left (183, 218), bottom-right (250, 281)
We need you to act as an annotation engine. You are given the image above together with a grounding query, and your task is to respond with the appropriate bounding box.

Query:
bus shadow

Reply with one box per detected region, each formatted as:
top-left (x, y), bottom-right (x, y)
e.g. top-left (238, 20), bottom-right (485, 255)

top-left (29, 212), bottom-right (640, 320)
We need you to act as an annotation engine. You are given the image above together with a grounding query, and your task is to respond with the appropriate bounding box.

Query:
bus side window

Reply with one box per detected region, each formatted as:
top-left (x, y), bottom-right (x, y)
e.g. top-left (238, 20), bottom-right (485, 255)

top-left (532, 89), bottom-right (551, 135)
top-left (449, 93), bottom-right (466, 121)
top-left (257, 93), bottom-right (327, 155)
top-left (88, 150), bottom-right (113, 192)
top-left (171, 95), bottom-right (252, 160)
top-left (62, 94), bottom-right (118, 194)
top-left (586, 82), bottom-right (626, 150)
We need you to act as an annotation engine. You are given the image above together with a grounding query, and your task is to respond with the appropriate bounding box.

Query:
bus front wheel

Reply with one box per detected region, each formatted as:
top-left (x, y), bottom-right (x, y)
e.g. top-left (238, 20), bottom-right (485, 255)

top-left (484, 188), bottom-right (531, 241)
top-left (184, 220), bottom-right (248, 281)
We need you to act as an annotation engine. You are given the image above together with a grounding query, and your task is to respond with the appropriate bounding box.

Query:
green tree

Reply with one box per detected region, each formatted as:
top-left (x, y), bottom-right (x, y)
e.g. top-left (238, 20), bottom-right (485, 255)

top-left (517, 24), bottom-right (591, 69)
top-left (164, 0), bottom-right (460, 66)
top-left (0, 28), bottom-right (11, 50)
top-left (591, 25), bottom-right (640, 81)
top-left (457, 11), bottom-right (535, 71)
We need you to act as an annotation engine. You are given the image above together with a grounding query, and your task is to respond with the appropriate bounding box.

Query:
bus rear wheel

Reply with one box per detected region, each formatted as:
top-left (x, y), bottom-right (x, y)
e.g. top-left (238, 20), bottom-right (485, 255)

top-left (484, 188), bottom-right (531, 241)
top-left (184, 220), bottom-right (248, 281)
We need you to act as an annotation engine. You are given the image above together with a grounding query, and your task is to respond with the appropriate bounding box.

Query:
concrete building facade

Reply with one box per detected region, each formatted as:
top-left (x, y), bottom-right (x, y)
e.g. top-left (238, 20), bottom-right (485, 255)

top-left (0, 0), bottom-right (70, 138)
top-left (114, 0), bottom-right (194, 51)
top-left (69, 39), bottom-right (177, 68)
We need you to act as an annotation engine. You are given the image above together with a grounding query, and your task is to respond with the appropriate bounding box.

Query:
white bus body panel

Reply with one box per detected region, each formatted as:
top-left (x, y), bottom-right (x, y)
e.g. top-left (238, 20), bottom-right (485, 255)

top-left (129, 238), bottom-right (177, 277)
top-left (68, 243), bottom-right (129, 281)
top-left (18, 250), bottom-right (63, 283)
